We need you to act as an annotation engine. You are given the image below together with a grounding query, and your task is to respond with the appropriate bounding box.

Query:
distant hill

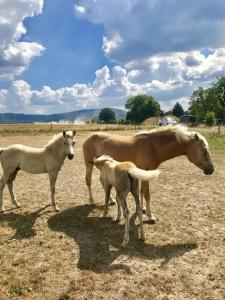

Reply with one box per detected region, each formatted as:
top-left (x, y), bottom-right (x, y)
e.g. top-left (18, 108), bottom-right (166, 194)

top-left (0, 108), bottom-right (126, 124)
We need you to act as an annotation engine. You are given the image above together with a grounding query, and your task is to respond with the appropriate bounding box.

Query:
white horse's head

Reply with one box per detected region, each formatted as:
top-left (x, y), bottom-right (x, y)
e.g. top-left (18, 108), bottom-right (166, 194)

top-left (63, 130), bottom-right (76, 160)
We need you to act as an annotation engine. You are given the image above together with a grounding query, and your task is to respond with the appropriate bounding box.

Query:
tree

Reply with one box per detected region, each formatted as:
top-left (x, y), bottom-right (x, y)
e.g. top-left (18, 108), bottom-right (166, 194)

top-left (172, 102), bottom-right (184, 117)
top-left (125, 94), bottom-right (160, 124)
top-left (98, 108), bottom-right (116, 124)
top-left (188, 77), bottom-right (225, 123)
top-left (205, 112), bottom-right (215, 126)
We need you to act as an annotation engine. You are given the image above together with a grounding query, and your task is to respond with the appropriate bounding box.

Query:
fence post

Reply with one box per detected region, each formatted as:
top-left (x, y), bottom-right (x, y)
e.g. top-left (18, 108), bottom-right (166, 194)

top-left (50, 123), bottom-right (53, 131)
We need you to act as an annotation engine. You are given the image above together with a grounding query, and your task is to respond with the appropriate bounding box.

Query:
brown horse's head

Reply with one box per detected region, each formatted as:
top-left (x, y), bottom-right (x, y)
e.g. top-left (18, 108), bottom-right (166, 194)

top-left (186, 133), bottom-right (214, 175)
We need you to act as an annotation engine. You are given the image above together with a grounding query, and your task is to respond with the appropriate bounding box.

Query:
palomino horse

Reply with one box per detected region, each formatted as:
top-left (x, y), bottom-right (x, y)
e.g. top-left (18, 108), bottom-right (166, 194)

top-left (0, 130), bottom-right (76, 212)
top-left (82, 125), bottom-right (214, 222)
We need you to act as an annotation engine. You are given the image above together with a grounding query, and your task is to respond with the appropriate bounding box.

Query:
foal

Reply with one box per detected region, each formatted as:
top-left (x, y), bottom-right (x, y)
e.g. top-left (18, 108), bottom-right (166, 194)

top-left (94, 155), bottom-right (160, 248)
top-left (0, 130), bottom-right (76, 212)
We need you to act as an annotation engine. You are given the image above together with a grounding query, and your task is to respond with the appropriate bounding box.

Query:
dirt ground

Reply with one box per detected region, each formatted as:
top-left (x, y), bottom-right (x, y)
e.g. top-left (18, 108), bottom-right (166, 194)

top-left (0, 131), bottom-right (225, 300)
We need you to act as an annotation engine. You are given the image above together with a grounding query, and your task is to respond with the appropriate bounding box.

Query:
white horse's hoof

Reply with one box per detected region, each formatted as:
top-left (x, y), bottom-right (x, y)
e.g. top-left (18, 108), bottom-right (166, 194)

top-left (54, 206), bottom-right (60, 212)
top-left (15, 203), bottom-right (21, 208)
top-left (89, 198), bottom-right (95, 206)
top-left (0, 208), bottom-right (5, 213)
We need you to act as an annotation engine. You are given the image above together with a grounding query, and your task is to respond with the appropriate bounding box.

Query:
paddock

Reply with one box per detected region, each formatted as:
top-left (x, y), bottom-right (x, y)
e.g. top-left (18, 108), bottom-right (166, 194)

top-left (0, 130), bottom-right (224, 299)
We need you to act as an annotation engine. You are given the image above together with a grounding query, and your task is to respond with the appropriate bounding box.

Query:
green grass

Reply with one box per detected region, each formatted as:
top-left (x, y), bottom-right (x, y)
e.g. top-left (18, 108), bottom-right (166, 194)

top-left (204, 133), bottom-right (225, 150)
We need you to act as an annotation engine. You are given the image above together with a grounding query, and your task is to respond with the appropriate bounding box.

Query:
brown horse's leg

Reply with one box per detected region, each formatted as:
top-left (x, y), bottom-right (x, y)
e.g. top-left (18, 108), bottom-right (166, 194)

top-left (85, 162), bottom-right (94, 204)
top-left (141, 181), bottom-right (156, 224)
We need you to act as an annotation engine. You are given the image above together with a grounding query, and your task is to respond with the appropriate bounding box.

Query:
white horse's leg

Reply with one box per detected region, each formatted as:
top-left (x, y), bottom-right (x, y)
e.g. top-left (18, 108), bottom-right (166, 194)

top-left (142, 181), bottom-right (156, 223)
top-left (0, 175), bottom-right (8, 212)
top-left (85, 163), bottom-right (94, 204)
top-left (48, 172), bottom-right (59, 212)
top-left (7, 181), bottom-right (20, 208)
top-left (7, 170), bottom-right (20, 209)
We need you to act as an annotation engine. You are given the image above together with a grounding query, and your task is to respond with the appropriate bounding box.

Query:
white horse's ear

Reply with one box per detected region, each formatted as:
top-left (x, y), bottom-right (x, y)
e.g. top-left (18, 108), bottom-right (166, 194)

top-left (194, 133), bottom-right (199, 140)
top-left (63, 130), bottom-right (66, 137)
top-left (73, 130), bottom-right (76, 136)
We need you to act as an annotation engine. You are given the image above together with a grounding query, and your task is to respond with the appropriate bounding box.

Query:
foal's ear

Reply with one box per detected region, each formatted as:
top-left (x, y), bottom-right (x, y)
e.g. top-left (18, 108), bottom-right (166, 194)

top-left (194, 133), bottom-right (199, 140)
top-left (63, 130), bottom-right (66, 137)
top-left (73, 130), bottom-right (76, 137)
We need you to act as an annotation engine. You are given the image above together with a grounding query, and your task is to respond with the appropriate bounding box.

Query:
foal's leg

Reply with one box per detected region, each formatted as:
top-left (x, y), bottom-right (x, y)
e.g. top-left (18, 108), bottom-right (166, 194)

top-left (48, 171), bottom-right (59, 212)
top-left (115, 194), bottom-right (122, 222)
top-left (131, 180), bottom-right (145, 241)
top-left (85, 162), bottom-right (94, 204)
top-left (102, 184), bottom-right (112, 218)
top-left (142, 181), bottom-right (156, 223)
top-left (118, 191), bottom-right (130, 248)
top-left (7, 170), bottom-right (20, 209)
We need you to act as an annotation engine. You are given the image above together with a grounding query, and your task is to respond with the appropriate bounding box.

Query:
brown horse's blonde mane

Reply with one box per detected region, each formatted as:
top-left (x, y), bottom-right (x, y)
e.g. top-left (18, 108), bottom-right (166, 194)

top-left (136, 125), bottom-right (208, 146)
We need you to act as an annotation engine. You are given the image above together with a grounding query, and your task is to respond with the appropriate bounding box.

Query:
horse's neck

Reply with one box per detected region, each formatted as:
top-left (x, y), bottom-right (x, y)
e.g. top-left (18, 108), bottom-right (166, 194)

top-left (46, 138), bottom-right (66, 161)
top-left (152, 135), bottom-right (191, 164)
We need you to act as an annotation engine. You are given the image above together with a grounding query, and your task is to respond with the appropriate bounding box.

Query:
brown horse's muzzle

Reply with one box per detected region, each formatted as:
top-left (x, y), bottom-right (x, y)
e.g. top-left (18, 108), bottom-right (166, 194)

top-left (203, 163), bottom-right (214, 175)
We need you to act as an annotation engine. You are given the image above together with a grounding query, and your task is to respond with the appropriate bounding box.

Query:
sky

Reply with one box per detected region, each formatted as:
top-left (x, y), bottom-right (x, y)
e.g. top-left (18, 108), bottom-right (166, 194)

top-left (0, 0), bottom-right (225, 114)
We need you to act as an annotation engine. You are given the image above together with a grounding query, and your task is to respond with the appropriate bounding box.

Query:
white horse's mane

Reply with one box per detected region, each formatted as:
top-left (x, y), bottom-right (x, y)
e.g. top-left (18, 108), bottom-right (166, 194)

top-left (136, 125), bottom-right (208, 146)
top-left (45, 133), bottom-right (63, 148)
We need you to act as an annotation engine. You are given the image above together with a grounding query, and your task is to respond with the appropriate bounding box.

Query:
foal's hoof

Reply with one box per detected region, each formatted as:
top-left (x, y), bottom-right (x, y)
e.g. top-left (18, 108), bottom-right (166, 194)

top-left (121, 241), bottom-right (128, 248)
top-left (109, 200), bottom-right (116, 206)
top-left (145, 217), bottom-right (157, 224)
top-left (142, 208), bottom-right (146, 214)
top-left (54, 206), bottom-right (60, 212)
top-left (16, 203), bottom-right (21, 209)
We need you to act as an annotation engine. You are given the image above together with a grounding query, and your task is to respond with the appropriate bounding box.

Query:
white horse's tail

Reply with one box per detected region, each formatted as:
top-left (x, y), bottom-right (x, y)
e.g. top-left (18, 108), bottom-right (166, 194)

top-left (128, 167), bottom-right (160, 182)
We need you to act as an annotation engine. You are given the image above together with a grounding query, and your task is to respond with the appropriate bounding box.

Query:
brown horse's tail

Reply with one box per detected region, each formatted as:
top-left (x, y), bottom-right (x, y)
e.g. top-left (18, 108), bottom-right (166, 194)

top-left (128, 167), bottom-right (160, 182)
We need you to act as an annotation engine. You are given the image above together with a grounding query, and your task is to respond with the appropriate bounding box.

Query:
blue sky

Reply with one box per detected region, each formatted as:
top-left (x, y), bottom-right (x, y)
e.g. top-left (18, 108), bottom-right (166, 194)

top-left (0, 0), bottom-right (225, 114)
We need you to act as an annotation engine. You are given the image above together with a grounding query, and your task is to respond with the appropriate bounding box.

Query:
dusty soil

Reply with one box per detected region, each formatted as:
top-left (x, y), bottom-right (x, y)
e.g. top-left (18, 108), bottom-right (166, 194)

top-left (0, 131), bottom-right (224, 300)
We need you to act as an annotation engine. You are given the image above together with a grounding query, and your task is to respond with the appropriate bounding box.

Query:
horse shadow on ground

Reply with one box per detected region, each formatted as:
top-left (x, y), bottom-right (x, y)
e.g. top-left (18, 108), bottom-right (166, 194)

top-left (0, 205), bottom-right (50, 239)
top-left (48, 204), bottom-right (197, 273)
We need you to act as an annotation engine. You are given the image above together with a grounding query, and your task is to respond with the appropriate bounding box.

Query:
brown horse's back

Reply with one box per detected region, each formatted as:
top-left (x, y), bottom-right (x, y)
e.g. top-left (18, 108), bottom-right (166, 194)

top-left (82, 132), bottom-right (153, 169)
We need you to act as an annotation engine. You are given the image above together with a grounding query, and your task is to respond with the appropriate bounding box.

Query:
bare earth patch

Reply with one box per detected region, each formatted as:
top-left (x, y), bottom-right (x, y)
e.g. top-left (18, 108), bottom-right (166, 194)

top-left (0, 131), bottom-right (224, 299)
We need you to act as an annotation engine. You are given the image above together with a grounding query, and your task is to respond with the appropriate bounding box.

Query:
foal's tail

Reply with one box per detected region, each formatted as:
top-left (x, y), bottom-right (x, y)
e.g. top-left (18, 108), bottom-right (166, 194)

top-left (128, 167), bottom-right (160, 182)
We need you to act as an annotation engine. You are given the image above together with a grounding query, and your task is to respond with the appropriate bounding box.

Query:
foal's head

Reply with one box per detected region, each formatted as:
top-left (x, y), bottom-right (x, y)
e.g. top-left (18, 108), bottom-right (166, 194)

top-left (186, 133), bottom-right (214, 175)
top-left (63, 130), bottom-right (76, 160)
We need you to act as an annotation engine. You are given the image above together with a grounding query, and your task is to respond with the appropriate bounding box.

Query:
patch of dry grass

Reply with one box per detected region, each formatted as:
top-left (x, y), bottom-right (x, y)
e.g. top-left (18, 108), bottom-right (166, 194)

top-left (0, 130), bottom-right (225, 299)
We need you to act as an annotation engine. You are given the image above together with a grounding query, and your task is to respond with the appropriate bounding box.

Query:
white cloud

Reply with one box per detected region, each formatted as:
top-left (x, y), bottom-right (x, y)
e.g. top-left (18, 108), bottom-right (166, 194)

top-left (0, 0), bottom-right (45, 80)
top-left (0, 64), bottom-right (195, 114)
top-left (74, 0), bottom-right (225, 63)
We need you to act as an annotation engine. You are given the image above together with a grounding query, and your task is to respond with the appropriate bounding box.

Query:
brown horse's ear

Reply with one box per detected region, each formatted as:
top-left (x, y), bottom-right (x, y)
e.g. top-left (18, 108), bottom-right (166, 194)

top-left (63, 130), bottom-right (66, 137)
top-left (194, 133), bottom-right (199, 140)
top-left (73, 130), bottom-right (76, 136)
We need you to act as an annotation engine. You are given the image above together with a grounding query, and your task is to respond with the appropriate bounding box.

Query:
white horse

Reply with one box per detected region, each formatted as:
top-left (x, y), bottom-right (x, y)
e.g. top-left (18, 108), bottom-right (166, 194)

top-left (0, 130), bottom-right (76, 213)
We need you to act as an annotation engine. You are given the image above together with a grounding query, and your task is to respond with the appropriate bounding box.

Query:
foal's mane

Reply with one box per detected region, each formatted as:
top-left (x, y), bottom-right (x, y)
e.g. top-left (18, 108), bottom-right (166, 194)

top-left (136, 125), bottom-right (208, 146)
top-left (45, 133), bottom-right (63, 148)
